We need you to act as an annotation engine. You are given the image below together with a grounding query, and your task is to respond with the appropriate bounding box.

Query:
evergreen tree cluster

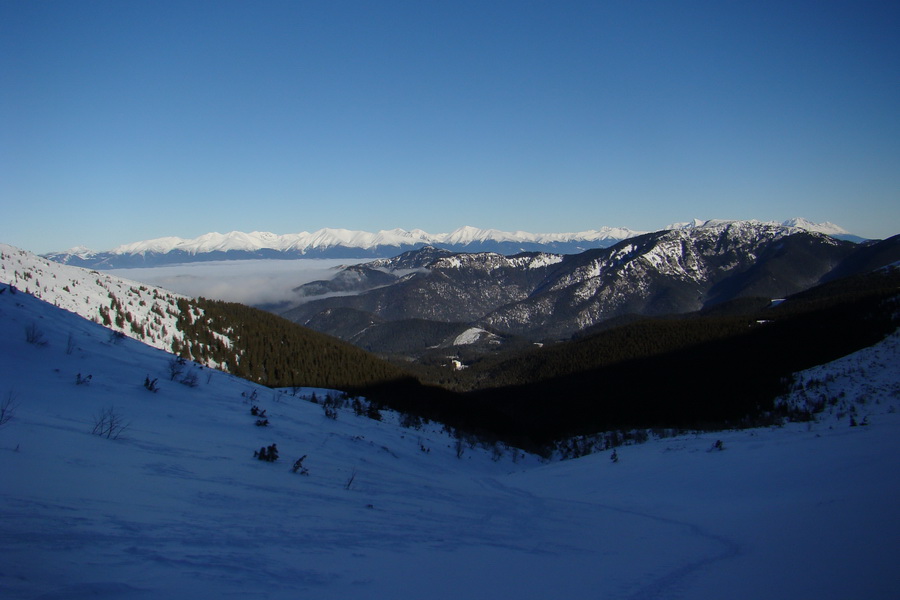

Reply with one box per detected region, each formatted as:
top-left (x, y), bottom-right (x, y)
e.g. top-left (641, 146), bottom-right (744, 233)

top-left (171, 297), bottom-right (410, 390)
top-left (96, 289), bottom-right (179, 346)
top-left (254, 443), bottom-right (279, 462)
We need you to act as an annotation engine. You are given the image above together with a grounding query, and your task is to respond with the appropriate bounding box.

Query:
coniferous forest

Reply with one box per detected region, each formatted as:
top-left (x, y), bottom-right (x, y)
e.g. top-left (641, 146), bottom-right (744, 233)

top-left (171, 297), bottom-right (411, 390)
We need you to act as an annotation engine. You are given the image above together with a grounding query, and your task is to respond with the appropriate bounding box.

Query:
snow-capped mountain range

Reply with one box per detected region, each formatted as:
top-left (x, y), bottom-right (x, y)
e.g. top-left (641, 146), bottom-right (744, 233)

top-left (283, 219), bottom-right (896, 343)
top-left (667, 217), bottom-right (850, 237)
top-left (43, 218), bottom-right (859, 268)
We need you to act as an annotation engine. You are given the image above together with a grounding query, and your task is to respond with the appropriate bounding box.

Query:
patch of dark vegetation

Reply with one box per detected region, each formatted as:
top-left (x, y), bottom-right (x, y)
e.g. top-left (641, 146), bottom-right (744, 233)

top-left (357, 266), bottom-right (900, 452)
top-left (172, 297), bottom-right (411, 390)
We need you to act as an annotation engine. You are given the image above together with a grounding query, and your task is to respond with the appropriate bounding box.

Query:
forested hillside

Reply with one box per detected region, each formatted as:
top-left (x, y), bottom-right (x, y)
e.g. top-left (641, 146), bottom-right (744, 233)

top-left (176, 297), bottom-right (410, 389)
top-left (0, 244), bottom-right (411, 392)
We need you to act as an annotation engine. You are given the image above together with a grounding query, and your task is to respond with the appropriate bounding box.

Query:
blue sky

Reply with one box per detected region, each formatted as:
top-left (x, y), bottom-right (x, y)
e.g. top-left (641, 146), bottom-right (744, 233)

top-left (2, 0), bottom-right (898, 253)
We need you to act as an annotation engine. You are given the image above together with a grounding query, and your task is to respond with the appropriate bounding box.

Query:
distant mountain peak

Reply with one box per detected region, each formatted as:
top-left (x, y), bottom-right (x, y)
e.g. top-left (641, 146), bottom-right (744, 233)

top-left (41, 219), bottom-right (859, 269)
top-left (781, 218), bottom-right (850, 236)
top-left (664, 218), bottom-right (850, 236)
top-left (42, 225), bottom-right (647, 268)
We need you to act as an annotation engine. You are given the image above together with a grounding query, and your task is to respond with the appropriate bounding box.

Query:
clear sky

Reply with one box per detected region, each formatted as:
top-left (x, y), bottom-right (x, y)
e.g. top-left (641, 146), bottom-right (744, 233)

top-left (2, 0), bottom-right (898, 253)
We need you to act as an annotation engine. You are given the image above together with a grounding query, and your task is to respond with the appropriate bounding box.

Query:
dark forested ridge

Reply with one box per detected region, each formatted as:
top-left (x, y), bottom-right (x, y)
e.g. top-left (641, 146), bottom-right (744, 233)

top-left (365, 265), bottom-right (900, 448)
top-left (172, 297), bottom-right (411, 390)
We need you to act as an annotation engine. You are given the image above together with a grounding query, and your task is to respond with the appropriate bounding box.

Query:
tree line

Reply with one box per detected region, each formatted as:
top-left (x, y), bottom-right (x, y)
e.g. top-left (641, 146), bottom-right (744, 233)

top-left (171, 297), bottom-right (411, 390)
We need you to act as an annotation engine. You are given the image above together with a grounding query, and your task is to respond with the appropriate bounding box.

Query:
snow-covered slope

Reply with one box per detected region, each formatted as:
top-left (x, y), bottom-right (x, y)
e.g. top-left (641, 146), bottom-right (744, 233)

top-left (667, 217), bottom-right (863, 242)
top-left (1, 244), bottom-right (408, 390)
top-left (1, 282), bottom-right (898, 599)
top-left (1, 243), bottom-right (193, 357)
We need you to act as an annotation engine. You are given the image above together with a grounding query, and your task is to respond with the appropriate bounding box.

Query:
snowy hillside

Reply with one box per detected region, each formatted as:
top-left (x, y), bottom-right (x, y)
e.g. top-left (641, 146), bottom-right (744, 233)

top-left (2, 282), bottom-right (898, 598)
top-left (0, 243), bottom-right (193, 357)
top-left (0, 244), bottom-right (411, 391)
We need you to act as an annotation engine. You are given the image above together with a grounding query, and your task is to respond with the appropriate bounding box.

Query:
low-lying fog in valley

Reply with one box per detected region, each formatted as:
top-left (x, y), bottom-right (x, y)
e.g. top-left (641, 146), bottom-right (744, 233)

top-left (110, 259), bottom-right (366, 311)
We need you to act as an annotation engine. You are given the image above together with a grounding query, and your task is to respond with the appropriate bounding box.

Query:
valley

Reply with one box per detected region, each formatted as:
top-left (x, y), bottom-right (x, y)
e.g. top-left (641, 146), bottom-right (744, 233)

top-left (8, 219), bottom-right (900, 451)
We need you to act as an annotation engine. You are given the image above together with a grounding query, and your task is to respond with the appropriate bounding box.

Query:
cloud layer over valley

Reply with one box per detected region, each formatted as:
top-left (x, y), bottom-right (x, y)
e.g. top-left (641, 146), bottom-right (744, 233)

top-left (110, 259), bottom-right (363, 310)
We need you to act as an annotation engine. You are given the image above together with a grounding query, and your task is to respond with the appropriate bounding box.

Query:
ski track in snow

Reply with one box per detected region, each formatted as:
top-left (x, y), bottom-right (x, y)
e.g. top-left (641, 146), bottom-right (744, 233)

top-left (473, 474), bottom-right (743, 600)
top-left (614, 505), bottom-right (742, 600)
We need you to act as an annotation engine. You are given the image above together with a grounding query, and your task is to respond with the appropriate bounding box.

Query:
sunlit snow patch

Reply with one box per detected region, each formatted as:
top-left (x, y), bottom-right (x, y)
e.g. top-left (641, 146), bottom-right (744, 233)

top-left (453, 327), bottom-right (496, 346)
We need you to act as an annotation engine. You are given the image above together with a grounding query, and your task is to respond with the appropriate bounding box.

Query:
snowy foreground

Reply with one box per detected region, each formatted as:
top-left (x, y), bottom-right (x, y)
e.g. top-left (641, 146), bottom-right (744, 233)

top-left (1, 288), bottom-right (898, 599)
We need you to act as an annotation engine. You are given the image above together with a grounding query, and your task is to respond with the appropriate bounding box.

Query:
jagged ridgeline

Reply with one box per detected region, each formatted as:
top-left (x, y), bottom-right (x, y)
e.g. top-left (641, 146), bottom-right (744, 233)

top-left (171, 296), bottom-right (410, 389)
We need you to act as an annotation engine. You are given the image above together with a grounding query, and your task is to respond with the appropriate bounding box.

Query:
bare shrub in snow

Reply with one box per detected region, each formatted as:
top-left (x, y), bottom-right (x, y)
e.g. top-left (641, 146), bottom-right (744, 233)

top-left (179, 370), bottom-right (199, 388)
top-left (0, 391), bottom-right (18, 429)
top-left (322, 395), bottom-right (339, 420)
top-left (455, 436), bottom-right (465, 459)
top-left (399, 412), bottom-right (423, 430)
top-left (491, 443), bottom-right (505, 462)
top-left (291, 455), bottom-right (308, 475)
top-left (91, 406), bottom-right (130, 440)
top-left (168, 357), bottom-right (185, 381)
top-left (365, 402), bottom-right (382, 421)
top-left (143, 376), bottom-right (159, 393)
top-left (25, 322), bottom-right (47, 346)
